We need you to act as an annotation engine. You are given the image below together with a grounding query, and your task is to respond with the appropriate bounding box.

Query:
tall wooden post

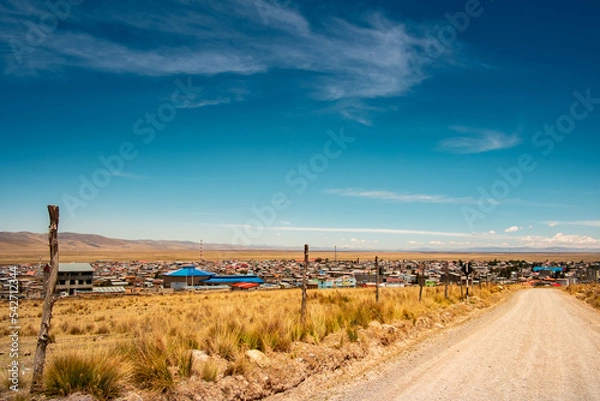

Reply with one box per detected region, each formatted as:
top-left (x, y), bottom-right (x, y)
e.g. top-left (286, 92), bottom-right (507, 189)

top-left (375, 256), bottom-right (379, 303)
top-left (465, 262), bottom-right (470, 302)
top-left (418, 263), bottom-right (424, 302)
top-left (300, 244), bottom-right (308, 327)
top-left (444, 261), bottom-right (449, 300)
top-left (458, 260), bottom-right (464, 299)
top-left (472, 263), bottom-right (476, 293)
top-left (31, 205), bottom-right (60, 394)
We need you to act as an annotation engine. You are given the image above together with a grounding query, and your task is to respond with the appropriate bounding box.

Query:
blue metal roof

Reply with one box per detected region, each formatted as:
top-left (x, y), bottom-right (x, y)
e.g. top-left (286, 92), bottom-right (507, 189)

top-left (164, 266), bottom-right (214, 277)
top-left (533, 266), bottom-right (564, 273)
top-left (204, 275), bottom-right (264, 284)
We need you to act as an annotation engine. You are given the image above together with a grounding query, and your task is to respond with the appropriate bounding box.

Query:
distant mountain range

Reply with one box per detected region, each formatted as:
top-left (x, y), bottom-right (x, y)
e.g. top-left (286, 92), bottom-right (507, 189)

top-left (0, 232), bottom-right (598, 253)
top-left (0, 231), bottom-right (213, 252)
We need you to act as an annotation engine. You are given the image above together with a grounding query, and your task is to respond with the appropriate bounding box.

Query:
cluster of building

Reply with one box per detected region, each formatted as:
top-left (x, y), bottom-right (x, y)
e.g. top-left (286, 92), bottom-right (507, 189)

top-left (1, 257), bottom-right (598, 299)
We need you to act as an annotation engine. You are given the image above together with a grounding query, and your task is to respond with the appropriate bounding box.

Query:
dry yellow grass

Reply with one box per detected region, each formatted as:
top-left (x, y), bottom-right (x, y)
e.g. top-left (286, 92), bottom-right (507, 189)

top-left (0, 284), bottom-right (511, 399)
top-left (563, 284), bottom-right (600, 309)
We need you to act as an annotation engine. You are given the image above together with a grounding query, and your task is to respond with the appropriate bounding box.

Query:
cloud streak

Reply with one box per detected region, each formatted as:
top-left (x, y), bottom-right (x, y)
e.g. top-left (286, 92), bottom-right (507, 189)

top-left (521, 233), bottom-right (600, 248)
top-left (437, 126), bottom-right (521, 154)
top-left (221, 224), bottom-right (472, 238)
top-left (176, 97), bottom-right (231, 109)
top-left (1, 0), bottom-right (455, 104)
top-left (544, 220), bottom-right (600, 228)
top-left (325, 188), bottom-right (473, 204)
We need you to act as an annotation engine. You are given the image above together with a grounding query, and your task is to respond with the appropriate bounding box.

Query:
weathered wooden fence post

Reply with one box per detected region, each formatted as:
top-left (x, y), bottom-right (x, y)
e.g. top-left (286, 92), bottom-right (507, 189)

top-left (444, 261), bottom-right (449, 300)
top-left (375, 256), bottom-right (379, 303)
top-left (300, 244), bottom-right (308, 327)
top-left (459, 261), bottom-right (464, 299)
top-left (31, 205), bottom-right (60, 394)
top-left (471, 262), bottom-right (476, 293)
top-left (418, 262), bottom-right (424, 302)
top-left (465, 262), bottom-right (470, 302)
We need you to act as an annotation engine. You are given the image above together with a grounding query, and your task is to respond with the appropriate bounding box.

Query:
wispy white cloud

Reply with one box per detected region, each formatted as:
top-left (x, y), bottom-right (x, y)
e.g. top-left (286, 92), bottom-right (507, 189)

top-left (324, 188), bottom-right (473, 204)
top-left (437, 126), bottom-right (521, 154)
top-left (348, 237), bottom-right (380, 247)
top-left (176, 97), bottom-right (231, 109)
top-left (220, 224), bottom-right (471, 238)
top-left (520, 233), bottom-right (600, 249)
top-left (503, 199), bottom-right (572, 208)
top-left (324, 99), bottom-right (397, 126)
top-left (544, 220), bottom-right (600, 228)
top-left (251, 0), bottom-right (311, 36)
top-left (504, 226), bottom-right (520, 233)
top-left (1, 0), bottom-right (457, 106)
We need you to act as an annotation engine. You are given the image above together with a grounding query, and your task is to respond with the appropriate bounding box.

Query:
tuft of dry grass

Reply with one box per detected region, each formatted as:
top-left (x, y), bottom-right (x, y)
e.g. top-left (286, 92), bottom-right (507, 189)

top-left (176, 348), bottom-right (194, 378)
top-left (201, 360), bottom-right (219, 382)
top-left (44, 350), bottom-right (125, 400)
top-left (118, 333), bottom-right (174, 393)
top-left (223, 353), bottom-right (250, 377)
top-left (1, 368), bottom-right (30, 394)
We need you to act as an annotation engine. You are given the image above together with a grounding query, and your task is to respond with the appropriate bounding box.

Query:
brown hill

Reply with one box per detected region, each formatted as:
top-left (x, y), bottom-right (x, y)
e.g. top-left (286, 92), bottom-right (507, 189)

top-left (0, 231), bottom-right (202, 252)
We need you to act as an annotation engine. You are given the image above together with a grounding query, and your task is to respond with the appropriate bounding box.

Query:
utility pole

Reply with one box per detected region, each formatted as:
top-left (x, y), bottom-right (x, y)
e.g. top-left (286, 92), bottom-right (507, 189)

top-left (300, 244), bottom-right (308, 327)
top-left (31, 205), bottom-right (60, 394)
top-left (375, 256), bottom-right (380, 303)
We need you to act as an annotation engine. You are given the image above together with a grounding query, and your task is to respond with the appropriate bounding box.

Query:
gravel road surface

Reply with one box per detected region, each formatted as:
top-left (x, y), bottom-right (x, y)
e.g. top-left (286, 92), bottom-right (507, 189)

top-left (279, 289), bottom-right (600, 401)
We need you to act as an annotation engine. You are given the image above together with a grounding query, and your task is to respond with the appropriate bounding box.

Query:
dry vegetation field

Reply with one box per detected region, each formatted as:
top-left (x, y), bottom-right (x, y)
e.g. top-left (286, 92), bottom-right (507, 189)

top-left (1, 285), bottom-right (514, 401)
top-left (563, 284), bottom-right (600, 310)
top-left (2, 249), bottom-right (599, 264)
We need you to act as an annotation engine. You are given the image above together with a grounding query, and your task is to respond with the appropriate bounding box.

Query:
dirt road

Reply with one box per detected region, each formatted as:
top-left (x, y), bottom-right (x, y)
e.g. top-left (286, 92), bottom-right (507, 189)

top-left (276, 289), bottom-right (600, 401)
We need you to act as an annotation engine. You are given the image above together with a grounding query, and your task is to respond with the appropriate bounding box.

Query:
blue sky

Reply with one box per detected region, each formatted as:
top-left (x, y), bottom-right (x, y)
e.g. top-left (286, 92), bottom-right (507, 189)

top-left (0, 0), bottom-right (599, 251)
